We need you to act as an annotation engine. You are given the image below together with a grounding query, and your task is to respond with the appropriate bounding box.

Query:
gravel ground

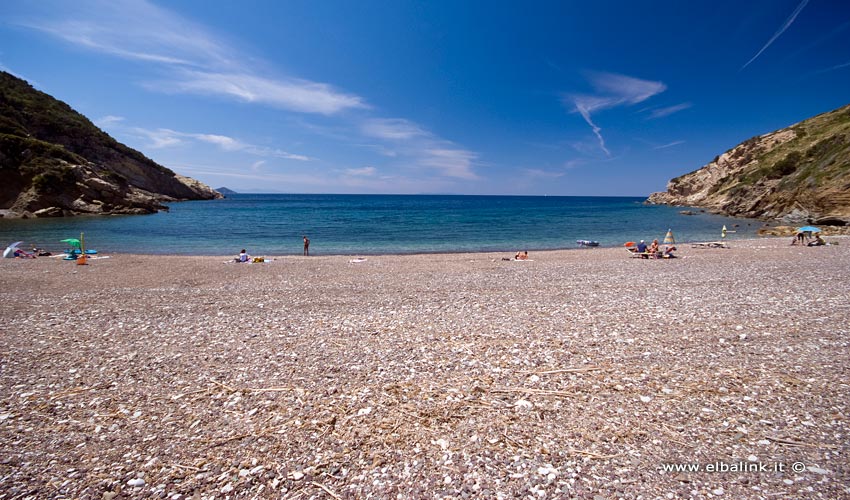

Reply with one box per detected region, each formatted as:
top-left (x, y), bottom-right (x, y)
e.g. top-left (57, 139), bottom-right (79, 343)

top-left (1, 237), bottom-right (848, 499)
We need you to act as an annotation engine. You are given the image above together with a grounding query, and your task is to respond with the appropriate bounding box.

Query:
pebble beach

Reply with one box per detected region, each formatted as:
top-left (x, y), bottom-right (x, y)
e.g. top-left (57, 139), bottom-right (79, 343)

top-left (1, 237), bottom-right (848, 499)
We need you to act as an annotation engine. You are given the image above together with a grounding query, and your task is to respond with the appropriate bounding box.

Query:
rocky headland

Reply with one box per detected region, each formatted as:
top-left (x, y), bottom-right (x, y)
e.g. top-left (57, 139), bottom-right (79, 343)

top-left (0, 71), bottom-right (221, 218)
top-left (647, 104), bottom-right (850, 228)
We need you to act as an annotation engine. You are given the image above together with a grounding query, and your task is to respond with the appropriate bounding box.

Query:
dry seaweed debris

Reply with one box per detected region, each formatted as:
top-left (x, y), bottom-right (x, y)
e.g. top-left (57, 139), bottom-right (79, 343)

top-left (0, 238), bottom-right (848, 498)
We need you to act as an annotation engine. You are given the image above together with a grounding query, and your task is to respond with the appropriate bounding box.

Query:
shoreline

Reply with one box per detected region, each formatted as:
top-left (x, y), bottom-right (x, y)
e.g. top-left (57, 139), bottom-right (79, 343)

top-left (0, 194), bottom-right (771, 257)
top-left (25, 234), bottom-right (848, 259)
top-left (1, 236), bottom-right (848, 498)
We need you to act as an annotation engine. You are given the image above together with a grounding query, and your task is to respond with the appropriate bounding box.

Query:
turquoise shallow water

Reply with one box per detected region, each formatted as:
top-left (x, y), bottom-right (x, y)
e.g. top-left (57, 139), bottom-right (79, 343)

top-left (0, 194), bottom-right (762, 256)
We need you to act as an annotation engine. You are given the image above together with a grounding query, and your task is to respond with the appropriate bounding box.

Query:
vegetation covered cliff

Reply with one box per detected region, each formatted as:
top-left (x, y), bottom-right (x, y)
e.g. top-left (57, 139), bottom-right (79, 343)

top-left (0, 71), bottom-right (221, 218)
top-left (647, 104), bottom-right (850, 225)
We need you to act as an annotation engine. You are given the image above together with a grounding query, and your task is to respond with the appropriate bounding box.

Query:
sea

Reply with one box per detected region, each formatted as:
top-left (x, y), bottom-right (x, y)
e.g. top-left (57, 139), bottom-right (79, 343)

top-left (0, 194), bottom-right (763, 256)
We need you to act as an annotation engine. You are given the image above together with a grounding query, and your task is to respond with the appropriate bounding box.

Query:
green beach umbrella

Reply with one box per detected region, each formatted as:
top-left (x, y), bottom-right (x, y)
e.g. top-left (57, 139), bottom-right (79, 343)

top-left (61, 238), bottom-right (81, 249)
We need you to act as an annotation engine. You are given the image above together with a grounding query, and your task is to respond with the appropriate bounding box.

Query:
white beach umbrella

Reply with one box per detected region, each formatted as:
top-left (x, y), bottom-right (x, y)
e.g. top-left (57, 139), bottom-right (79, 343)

top-left (3, 241), bottom-right (23, 258)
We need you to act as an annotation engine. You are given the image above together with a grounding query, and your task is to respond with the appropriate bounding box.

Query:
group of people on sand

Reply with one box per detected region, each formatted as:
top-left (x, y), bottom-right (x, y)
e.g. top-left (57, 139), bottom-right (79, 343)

top-left (791, 232), bottom-right (825, 247)
top-left (5, 244), bottom-right (51, 259)
top-left (631, 239), bottom-right (676, 259)
top-left (233, 235), bottom-right (311, 263)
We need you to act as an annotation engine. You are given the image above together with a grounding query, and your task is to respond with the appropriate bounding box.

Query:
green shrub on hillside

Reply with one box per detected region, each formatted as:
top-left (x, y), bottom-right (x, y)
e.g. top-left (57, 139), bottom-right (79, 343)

top-left (31, 166), bottom-right (76, 194)
top-left (0, 134), bottom-right (83, 170)
top-left (767, 151), bottom-right (803, 179)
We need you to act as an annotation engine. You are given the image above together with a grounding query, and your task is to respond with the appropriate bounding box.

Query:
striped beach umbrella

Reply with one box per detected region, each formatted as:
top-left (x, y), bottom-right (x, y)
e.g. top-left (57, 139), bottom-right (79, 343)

top-left (663, 229), bottom-right (675, 245)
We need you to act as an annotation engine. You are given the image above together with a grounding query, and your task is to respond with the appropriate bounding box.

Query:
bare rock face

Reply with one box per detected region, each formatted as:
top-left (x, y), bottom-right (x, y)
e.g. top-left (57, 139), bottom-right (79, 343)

top-left (647, 104), bottom-right (850, 224)
top-left (0, 71), bottom-right (222, 218)
top-left (33, 206), bottom-right (65, 217)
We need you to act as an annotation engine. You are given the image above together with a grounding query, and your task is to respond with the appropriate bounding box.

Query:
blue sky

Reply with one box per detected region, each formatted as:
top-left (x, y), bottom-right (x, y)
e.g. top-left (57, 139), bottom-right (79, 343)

top-left (1, 0), bottom-right (848, 196)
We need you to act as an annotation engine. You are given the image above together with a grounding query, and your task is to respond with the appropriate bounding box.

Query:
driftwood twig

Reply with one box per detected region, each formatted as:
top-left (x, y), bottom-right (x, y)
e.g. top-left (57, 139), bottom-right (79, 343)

top-left (209, 378), bottom-right (295, 393)
top-left (490, 387), bottom-right (575, 397)
top-left (311, 481), bottom-right (342, 500)
top-left (519, 366), bottom-right (602, 375)
top-left (569, 448), bottom-right (621, 460)
top-left (765, 435), bottom-right (838, 449)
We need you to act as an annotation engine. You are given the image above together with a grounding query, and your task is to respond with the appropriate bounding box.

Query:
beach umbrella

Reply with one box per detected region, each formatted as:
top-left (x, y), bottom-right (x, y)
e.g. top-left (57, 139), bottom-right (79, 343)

top-left (3, 241), bottom-right (23, 258)
top-left (61, 238), bottom-right (81, 249)
top-left (797, 226), bottom-right (821, 233)
top-left (624, 241), bottom-right (636, 247)
top-left (721, 225), bottom-right (727, 239)
top-left (663, 229), bottom-right (675, 245)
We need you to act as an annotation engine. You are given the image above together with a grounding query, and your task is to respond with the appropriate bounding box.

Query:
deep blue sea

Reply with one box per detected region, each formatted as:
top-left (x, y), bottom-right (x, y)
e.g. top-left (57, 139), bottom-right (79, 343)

top-left (0, 194), bottom-right (763, 256)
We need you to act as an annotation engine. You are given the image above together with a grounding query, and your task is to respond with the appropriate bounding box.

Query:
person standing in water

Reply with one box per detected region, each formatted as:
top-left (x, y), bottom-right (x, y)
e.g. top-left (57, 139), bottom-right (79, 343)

top-left (303, 235), bottom-right (310, 256)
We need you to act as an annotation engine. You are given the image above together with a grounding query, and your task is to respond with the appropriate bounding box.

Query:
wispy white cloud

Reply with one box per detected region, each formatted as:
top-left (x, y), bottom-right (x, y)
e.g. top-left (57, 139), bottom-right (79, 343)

top-left (192, 133), bottom-right (242, 151)
top-left (419, 149), bottom-right (479, 180)
top-left (574, 102), bottom-right (610, 156)
top-left (584, 71), bottom-right (667, 107)
top-left (132, 127), bottom-right (310, 161)
top-left (344, 166), bottom-right (377, 177)
top-left (154, 70), bottom-right (366, 115)
top-left (742, 0), bottom-right (810, 70)
top-left (646, 102), bottom-right (692, 120)
top-left (250, 160), bottom-right (266, 171)
top-left (21, 1), bottom-right (235, 68)
top-left (361, 118), bottom-right (428, 140)
top-left (133, 127), bottom-right (183, 148)
top-left (21, 0), bottom-right (366, 115)
top-left (17, 0), bottom-right (479, 187)
top-left (565, 71), bottom-right (666, 156)
top-left (653, 140), bottom-right (685, 150)
top-left (175, 162), bottom-right (454, 194)
top-left (94, 115), bottom-right (125, 127)
top-left (807, 59), bottom-right (850, 77)
top-left (361, 116), bottom-right (479, 179)
top-left (521, 168), bottom-right (565, 179)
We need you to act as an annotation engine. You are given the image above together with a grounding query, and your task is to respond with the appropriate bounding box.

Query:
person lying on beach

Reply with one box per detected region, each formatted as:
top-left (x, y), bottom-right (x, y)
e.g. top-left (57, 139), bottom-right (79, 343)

top-left (13, 248), bottom-right (36, 259)
top-left (32, 246), bottom-right (51, 256)
top-left (235, 249), bottom-right (249, 263)
top-left (515, 251), bottom-right (529, 260)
